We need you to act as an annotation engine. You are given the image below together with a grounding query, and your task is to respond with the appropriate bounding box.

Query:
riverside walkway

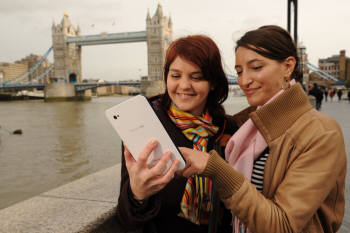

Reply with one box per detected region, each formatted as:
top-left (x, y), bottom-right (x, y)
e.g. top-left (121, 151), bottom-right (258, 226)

top-left (0, 99), bottom-right (349, 233)
top-left (319, 99), bottom-right (350, 233)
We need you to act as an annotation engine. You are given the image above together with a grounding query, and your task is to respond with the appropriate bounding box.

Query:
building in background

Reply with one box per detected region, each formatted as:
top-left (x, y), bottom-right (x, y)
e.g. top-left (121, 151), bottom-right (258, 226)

top-left (0, 62), bottom-right (28, 82)
top-left (0, 54), bottom-right (52, 83)
top-left (319, 50), bottom-right (350, 83)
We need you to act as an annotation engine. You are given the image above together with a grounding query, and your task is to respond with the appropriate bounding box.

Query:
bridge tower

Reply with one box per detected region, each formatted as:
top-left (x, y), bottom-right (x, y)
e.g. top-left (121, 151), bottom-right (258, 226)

top-left (51, 12), bottom-right (82, 83)
top-left (143, 3), bottom-right (173, 96)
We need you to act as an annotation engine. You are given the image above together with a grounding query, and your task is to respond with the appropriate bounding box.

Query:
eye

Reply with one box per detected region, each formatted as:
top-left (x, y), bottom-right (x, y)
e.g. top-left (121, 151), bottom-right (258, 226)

top-left (236, 70), bottom-right (242, 76)
top-left (170, 73), bottom-right (180, 78)
top-left (191, 75), bottom-right (204, 81)
top-left (253, 66), bottom-right (262, 70)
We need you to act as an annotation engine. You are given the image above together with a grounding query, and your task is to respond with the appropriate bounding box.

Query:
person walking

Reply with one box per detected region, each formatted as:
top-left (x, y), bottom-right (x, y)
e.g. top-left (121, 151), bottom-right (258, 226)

top-left (309, 83), bottom-right (323, 110)
top-left (324, 88), bottom-right (328, 101)
top-left (337, 88), bottom-right (343, 101)
top-left (347, 90), bottom-right (350, 103)
top-left (329, 89), bottom-right (335, 102)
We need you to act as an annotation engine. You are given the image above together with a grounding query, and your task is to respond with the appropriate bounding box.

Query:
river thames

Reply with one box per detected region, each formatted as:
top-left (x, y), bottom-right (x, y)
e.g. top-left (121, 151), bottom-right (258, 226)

top-left (0, 94), bottom-right (349, 232)
top-left (0, 95), bottom-right (249, 210)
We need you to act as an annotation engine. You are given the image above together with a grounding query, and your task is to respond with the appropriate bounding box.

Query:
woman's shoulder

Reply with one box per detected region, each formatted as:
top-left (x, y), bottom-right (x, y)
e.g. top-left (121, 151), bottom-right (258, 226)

top-left (305, 108), bottom-right (342, 133)
top-left (229, 106), bottom-right (256, 127)
top-left (286, 108), bottom-right (344, 153)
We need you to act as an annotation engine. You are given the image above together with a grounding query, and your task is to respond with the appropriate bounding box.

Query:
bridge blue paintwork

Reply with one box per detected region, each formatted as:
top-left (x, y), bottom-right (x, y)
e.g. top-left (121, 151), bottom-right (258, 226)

top-left (66, 31), bottom-right (147, 46)
top-left (0, 78), bottom-right (238, 91)
top-left (0, 81), bottom-right (141, 91)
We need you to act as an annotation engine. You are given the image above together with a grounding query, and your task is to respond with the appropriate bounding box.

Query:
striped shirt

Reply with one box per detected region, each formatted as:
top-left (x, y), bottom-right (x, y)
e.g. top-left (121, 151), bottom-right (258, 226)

top-left (251, 148), bottom-right (269, 193)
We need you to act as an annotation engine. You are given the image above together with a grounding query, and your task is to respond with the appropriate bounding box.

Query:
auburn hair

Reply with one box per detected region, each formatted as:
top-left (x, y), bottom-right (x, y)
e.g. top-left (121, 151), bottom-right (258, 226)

top-left (161, 35), bottom-right (228, 120)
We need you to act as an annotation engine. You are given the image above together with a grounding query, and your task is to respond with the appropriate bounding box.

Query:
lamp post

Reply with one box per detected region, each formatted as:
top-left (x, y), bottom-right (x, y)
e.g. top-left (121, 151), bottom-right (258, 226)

top-left (287, 0), bottom-right (298, 45)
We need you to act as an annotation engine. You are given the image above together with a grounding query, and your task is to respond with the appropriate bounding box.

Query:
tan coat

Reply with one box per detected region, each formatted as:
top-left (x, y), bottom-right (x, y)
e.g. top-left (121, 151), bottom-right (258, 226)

top-left (203, 83), bottom-right (346, 233)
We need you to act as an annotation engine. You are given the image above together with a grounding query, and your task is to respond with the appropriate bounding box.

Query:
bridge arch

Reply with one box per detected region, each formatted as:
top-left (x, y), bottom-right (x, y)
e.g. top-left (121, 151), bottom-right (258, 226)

top-left (69, 73), bottom-right (77, 83)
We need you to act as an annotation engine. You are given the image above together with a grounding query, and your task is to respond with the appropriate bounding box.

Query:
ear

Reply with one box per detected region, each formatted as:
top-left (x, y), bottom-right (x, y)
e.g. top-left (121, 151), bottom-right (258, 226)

top-left (283, 56), bottom-right (296, 76)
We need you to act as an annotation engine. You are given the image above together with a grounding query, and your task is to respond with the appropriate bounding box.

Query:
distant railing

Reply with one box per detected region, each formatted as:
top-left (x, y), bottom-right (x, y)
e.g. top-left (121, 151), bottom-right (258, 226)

top-left (66, 31), bottom-right (147, 46)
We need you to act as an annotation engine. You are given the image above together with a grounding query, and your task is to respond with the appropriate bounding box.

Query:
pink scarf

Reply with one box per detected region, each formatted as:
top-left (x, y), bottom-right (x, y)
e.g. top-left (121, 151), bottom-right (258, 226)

top-left (225, 80), bottom-right (295, 233)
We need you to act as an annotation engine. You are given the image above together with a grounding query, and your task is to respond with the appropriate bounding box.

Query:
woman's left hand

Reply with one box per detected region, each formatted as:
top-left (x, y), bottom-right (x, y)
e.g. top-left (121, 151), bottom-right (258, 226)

top-left (178, 147), bottom-right (209, 177)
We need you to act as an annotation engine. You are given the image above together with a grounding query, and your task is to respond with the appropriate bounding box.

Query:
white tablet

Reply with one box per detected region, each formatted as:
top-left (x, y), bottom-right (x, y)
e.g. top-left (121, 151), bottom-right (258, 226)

top-left (105, 95), bottom-right (186, 171)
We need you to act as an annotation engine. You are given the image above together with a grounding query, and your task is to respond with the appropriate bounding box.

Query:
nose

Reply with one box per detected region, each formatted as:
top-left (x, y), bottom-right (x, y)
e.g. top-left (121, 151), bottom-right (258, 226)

top-left (178, 76), bottom-right (192, 89)
top-left (239, 71), bottom-right (253, 88)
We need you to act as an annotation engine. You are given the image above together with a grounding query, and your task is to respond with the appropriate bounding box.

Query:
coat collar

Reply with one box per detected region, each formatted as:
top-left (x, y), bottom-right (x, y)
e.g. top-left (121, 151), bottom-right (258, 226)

top-left (249, 83), bottom-right (312, 143)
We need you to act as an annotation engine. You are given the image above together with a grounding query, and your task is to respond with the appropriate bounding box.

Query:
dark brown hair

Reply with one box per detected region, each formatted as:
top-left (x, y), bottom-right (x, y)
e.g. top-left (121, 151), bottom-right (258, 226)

top-left (161, 35), bottom-right (228, 120)
top-left (235, 25), bottom-right (302, 82)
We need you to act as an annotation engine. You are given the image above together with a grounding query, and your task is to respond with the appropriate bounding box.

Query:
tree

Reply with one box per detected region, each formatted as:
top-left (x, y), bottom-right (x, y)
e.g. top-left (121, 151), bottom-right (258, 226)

top-left (345, 80), bottom-right (350, 88)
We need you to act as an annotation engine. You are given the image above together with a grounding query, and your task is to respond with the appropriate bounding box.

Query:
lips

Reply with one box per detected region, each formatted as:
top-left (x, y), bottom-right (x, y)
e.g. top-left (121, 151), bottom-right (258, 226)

top-left (176, 93), bottom-right (196, 98)
top-left (244, 87), bottom-right (260, 96)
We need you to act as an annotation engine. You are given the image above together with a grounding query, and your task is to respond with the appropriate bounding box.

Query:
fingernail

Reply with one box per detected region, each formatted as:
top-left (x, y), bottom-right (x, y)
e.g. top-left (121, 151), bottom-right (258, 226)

top-left (165, 150), bottom-right (172, 157)
top-left (150, 138), bottom-right (158, 146)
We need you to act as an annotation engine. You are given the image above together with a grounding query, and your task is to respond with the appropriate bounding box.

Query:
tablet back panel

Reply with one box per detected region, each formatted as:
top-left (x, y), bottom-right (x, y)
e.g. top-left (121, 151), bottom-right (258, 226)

top-left (105, 95), bottom-right (185, 171)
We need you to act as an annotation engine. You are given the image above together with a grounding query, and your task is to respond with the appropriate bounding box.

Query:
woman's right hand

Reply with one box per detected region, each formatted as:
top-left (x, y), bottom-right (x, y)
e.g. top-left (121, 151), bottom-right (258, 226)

top-left (124, 139), bottom-right (179, 201)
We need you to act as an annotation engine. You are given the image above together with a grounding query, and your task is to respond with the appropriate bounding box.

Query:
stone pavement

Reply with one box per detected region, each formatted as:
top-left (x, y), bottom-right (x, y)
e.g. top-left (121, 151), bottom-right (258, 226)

top-left (319, 99), bottom-right (350, 233)
top-left (0, 164), bottom-right (121, 233)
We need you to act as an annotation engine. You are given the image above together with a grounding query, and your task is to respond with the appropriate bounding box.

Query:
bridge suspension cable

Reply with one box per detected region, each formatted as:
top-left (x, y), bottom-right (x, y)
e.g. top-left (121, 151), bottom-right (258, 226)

top-left (31, 65), bottom-right (54, 83)
top-left (306, 62), bottom-right (344, 84)
top-left (9, 46), bottom-right (53, 84)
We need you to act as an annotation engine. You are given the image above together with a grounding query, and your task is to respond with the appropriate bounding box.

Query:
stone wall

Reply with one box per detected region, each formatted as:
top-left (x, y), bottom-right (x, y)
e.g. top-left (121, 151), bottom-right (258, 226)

top-left (44, 83), bottom-right (84, 101)
top-left (140, 80), bottom-right (165, 97)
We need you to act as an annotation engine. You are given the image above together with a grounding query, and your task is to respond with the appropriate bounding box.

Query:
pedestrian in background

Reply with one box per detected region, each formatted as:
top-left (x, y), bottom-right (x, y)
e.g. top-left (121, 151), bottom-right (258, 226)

top-left (337, 88), bottom-right (343, 101)
top-left (324, 88), bottom-right (328, 102)
top-left (329, 89), bottom-right (335, 101)
top-left (309, 83), bottom-right (323, 110)
top-left (347, 90), bottom-right (350, 103)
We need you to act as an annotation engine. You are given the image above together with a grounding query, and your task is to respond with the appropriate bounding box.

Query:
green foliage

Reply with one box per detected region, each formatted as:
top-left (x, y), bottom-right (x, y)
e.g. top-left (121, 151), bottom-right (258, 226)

top-left (346, 80), bottom-right (350, 88)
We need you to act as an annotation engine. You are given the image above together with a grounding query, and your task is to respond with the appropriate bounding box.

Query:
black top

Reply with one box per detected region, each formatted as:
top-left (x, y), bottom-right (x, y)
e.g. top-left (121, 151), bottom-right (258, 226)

top-left (115, 95), bottom-right (239, 233)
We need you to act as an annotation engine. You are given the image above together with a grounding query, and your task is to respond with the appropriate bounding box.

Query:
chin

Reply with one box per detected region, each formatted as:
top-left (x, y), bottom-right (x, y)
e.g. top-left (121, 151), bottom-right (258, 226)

top-left (175, 103), bottom-right (192, 112)
top-left (247, 98), bottom-right (261, 107)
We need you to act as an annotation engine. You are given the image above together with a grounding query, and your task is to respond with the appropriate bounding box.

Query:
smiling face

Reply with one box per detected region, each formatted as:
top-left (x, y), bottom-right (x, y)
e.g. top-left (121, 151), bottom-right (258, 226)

top-left (166, 56), bottom-right (211, 116)
top-left (235, 46), bottom-right (292, 107)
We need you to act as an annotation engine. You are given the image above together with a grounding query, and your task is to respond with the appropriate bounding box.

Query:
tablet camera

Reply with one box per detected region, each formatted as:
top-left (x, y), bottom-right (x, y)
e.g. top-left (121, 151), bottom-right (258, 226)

top-left (113, 114), bottom-right (120, 119)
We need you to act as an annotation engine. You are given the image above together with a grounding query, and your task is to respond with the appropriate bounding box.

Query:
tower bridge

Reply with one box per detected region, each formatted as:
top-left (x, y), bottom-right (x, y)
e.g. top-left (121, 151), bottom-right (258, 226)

top-left (1, 4), bottom-right (172, 100)
top-left (0, 3), bottom-right (343, 100)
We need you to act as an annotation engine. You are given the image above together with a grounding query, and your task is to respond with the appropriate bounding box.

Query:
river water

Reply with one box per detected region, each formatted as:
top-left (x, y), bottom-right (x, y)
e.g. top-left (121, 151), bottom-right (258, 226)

top-left (0, 94), bottom-right (248, 210)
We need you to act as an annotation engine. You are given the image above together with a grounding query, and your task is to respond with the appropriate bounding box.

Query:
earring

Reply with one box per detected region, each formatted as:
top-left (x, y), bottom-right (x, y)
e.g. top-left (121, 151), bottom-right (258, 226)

top-left (282, 78), bottom-right (290, 90)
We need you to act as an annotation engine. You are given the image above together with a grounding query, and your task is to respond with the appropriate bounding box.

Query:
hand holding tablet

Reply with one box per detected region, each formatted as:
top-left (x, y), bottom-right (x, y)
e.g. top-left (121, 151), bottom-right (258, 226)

top-left (105, 95), bottom-right (186, 172)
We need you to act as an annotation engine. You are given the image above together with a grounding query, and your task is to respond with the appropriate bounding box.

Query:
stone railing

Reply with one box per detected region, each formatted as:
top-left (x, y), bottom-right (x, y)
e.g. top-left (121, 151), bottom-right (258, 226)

top-left (0, 164), bottom-right (121, 233)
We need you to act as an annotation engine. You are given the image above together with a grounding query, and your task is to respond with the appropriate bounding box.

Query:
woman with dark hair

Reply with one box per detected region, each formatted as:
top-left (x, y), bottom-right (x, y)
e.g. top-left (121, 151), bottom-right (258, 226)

top-left (115, 35), bottom-right (239, 233)
top-left (179, 25), bottom-right (346, 233)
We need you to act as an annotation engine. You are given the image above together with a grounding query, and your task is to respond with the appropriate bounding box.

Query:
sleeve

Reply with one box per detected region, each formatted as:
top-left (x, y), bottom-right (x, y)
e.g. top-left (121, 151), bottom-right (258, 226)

top-left (203, 128), bottom-right (346, 233)
top-left (115, 144), bottom-right (161, 231)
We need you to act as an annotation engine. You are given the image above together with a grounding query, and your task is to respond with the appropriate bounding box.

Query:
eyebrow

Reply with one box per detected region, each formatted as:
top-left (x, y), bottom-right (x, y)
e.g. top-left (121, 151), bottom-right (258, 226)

top-left (235, 58), bottom-right (264, 69)
top-left (169, 68), bottom-right (202, 74)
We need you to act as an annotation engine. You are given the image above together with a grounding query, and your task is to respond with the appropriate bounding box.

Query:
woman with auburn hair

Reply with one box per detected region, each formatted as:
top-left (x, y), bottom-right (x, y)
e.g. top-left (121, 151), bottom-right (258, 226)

top-left (116, 35), bottom-right (240, 233)
top-left (179, 25), bottom-right (346, 233)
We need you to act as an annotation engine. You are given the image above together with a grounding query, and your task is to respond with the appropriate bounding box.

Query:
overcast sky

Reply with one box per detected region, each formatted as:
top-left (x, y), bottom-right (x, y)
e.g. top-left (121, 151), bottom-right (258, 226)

top-left (1, 0), bottom-right (349, 81)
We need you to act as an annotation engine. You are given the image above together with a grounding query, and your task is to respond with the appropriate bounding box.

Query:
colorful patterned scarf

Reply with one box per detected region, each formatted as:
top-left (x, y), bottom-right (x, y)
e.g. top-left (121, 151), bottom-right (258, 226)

top-left (168, 103), bottom-right (219, 225)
